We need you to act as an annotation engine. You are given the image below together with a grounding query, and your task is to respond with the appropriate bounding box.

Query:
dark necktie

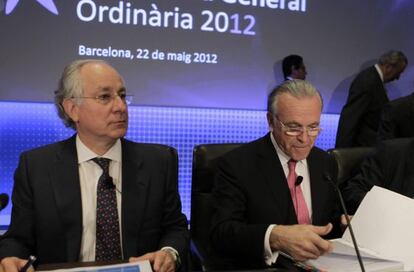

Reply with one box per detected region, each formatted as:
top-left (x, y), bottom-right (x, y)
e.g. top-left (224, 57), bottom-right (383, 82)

top-left (287, 159), bottom-right (310, 224)
top-left (92, 157), bottom-right (122, 261)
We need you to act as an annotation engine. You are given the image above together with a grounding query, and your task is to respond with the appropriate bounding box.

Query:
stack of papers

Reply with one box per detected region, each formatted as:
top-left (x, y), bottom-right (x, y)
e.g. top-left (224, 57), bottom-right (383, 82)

top-left (306, 186), bottom-right (414, 271)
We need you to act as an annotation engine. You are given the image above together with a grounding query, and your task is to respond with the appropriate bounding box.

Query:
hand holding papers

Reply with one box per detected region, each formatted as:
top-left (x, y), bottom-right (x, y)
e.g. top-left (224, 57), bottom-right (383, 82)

top-left (306, 186), bottom-right (414, 271)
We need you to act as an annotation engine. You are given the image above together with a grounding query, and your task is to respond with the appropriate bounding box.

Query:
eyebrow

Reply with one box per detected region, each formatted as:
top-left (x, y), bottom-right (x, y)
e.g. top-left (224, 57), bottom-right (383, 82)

top-left (97, 86), bottom-right (126, 93)
top-left (285, 121), bottom-right (320, 127)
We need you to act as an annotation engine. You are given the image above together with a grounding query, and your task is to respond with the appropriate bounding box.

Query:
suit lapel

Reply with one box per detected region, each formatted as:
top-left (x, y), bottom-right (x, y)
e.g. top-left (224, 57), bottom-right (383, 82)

top-left (120, 139), bottom-right (148, 258)
top-left (258, 135), bottom-right (297, 224)
top-left (50, 136), bottom-right (82, 261)
top-left (372, 67), bottom-right (389, 103)
top-left (307, 149), bottom-right (328, 225)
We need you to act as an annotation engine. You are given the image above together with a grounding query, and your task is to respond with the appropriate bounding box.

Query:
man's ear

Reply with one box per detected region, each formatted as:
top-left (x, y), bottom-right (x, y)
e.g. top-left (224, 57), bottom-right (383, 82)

top-left (266, 112), bottom-right (274, 132)
top-left (62, 98), bottom-right (79, 123)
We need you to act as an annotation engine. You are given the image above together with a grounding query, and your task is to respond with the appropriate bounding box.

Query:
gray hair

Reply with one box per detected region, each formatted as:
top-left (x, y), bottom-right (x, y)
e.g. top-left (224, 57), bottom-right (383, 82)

top-left (54, 59), bottom-right (106, 129)
top-left (267, 79), bottom-right (323, 114)
top-left (378, 50), bottom-right (407, 67)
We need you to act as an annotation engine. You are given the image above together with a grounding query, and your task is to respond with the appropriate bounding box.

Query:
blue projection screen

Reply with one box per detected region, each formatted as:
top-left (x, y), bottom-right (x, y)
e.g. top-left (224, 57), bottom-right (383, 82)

top-left (0, 0), bottom-right (413, 111)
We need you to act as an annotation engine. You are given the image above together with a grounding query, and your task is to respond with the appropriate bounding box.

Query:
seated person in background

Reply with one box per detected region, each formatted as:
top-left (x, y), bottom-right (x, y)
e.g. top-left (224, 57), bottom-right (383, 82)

top-left (336, 50), bottom-right (407, 148)
top-left (0, 59), bottom-right (189, 272)
top-left (210, 80), bottom-right (343, 269)
top-left (282, 54), bottom-right (307, 80)
top-left (342, 137), bottom-right (414, 214)
top-left (377, 93), bottom-right (414, 141)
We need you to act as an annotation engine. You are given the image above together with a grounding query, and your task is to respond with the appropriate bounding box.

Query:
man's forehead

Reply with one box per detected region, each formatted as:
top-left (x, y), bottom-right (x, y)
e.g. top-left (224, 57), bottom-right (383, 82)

top-left (276, 94), bottom-right (321, 118)
top-left (80, 64), bottom-right (123, 88)
top-left (278, 92), bottom-right (321, 105)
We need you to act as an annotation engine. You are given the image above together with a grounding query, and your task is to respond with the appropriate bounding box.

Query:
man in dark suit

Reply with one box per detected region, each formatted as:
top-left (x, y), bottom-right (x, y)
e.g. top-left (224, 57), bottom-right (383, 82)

top-left (336, 50), bottom-right (407, 148)
top-left (0, 60), bottom-right (188, 272)
top-left (282, 54), bottom-right (307, 81)
top-left (342, 138), bottom-right (414, 214)
top-left (211, 80), bottom-right (342, 269)
top-left (377, 93), bottom-right (414, 141)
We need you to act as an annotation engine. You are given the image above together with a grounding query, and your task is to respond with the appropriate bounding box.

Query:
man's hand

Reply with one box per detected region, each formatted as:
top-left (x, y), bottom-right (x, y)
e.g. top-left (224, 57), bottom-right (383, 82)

top-left (0, 257), bottom-right (35, 272)
top-left (340, 214), bottom-right (353, 226)
top-left (270, 223), bottom-right (333, 261)
top-left (129, 250), bottom-right (176, 272)
top-left (340, 214), bottom-right (353, 232)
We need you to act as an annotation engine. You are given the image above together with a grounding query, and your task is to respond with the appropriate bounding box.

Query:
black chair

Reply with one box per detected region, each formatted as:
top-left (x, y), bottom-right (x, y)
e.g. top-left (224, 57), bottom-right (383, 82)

top-left (328, 147), bottom-right (374, 185)
top-left (190, 143), bottom-right (241, 271)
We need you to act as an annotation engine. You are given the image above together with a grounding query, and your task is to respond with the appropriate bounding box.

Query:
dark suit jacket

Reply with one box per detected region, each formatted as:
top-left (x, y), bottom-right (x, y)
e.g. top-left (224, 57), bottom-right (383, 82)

top-left (342, 138), bottom-right (414, 214)
top-left (210, 134), bottom-right (341, 269)
top-left (336, 66), bottom-right (388, 148)
top-left (0, 136), bottom-right (189, 266)
top-left (377, 93), bottom-right (414, 141)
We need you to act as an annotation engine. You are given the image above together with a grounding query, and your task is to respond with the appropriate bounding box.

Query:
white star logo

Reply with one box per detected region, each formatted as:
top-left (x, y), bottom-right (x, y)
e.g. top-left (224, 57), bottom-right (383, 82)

top-left (5, 0), bottom-right (58, 15)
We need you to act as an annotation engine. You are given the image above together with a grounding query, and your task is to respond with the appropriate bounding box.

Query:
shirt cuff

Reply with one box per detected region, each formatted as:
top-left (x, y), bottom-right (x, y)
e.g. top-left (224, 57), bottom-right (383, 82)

top-left (161, 246), bottom-right (181, 269)
top-left (264, 224), bottom-right (279, 266)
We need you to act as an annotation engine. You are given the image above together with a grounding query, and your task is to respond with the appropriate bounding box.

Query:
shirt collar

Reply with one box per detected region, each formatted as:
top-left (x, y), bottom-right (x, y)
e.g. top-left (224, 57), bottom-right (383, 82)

top-left (269, 133), bottom-right (305, 165)
top-left (76, 135), bottom-right (122, 164)
top-left (374, 64), bottom-right (384, 83)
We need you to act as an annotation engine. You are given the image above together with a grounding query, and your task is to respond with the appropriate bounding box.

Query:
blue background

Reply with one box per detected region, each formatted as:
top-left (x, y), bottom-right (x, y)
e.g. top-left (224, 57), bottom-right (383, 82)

top-left (0, 101), bottom-right (339, 226)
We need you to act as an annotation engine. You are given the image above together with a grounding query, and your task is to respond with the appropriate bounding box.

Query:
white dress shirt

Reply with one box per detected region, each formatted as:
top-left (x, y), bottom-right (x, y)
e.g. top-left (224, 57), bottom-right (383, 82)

top-left (264, 133), bottom-right (313, 265)
top-left (374, 63), bottom-right (384, 83)
top-left (76, 135), bottom-right (123, 261)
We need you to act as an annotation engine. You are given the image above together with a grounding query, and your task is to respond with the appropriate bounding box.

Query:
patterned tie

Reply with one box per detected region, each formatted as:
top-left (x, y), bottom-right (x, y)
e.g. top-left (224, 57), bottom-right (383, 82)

top-left (287, 159), bottom-right (311, 224)
top-left (92, 158), bottom-right (122, 261)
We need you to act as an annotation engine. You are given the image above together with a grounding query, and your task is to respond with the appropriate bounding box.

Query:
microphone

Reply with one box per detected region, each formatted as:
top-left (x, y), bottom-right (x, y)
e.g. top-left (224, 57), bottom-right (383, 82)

top-left (295, 176), bottom-right (303, 186)
top-left (325, 173), bottom-right (365, 272)
top-left (293, 176), bottom-right (303, 219)
top-left (104, 176), bottom-right (122, 194)
top-left (105, 176), bottom-right (115, 190)
top-left (0, 193), bottom-right (9, 211)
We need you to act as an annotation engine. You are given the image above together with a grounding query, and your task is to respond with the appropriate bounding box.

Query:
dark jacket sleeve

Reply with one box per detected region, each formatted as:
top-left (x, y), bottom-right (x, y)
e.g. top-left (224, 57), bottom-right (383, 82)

top-left (336, 77), bottom-right (374, 147)
top-left (210, 155), bottom-right (268, 265)
top-left (157, 147), bottom-right (190, 266)
top-left (336, 67), bottom-right (387, 148)
top-left (341, 139), bottom-right (411, 214)
top-left (377, 102), bottom-right (396, 141)
top-left (0, 152), bottom-right (35, 259)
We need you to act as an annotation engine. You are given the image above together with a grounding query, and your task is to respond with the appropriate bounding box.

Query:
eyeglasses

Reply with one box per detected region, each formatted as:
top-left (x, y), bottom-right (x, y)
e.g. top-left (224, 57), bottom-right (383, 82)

top-left (275, 115), bottom-right (321, 136)
top-left (73, 92), bottom-right (133, 105)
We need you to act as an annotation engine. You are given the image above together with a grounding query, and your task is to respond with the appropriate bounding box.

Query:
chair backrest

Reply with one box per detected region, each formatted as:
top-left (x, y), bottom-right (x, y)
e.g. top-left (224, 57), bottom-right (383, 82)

top-left (190, 143), bottom-right (241, 242)
top-left (328, 147), bottom-right (374, 184)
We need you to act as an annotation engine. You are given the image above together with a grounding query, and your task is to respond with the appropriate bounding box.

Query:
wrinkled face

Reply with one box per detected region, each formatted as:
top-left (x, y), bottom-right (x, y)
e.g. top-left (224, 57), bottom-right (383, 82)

top-left (64, 62), bottom-right (128, 146)
top-left (267, 93), bottom-right (321, 161)
top-left (384, 62), bottom-right (407, 83)
top-left (291, 63), bottom-right (307, 80)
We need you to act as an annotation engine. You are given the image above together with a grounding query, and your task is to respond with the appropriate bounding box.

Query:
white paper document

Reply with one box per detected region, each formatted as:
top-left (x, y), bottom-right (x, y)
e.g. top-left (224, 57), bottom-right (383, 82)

top-left (41, 260), bottom-right (152, 272)
top-left (307, 186), bottom-right (414, 271)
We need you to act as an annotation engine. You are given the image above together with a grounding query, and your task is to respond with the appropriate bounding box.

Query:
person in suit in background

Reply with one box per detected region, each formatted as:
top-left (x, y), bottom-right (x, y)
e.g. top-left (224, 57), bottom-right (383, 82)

top-left (336, 50), bottom-right (407, 148)
top-left (211, 80), bottom-right (342, 269)
top-left (282, 54), bottom-right (307, 80)
top-left (0, 59), bottom-right (189, 272)
top-left (342, 138), bottom-right (414, 214)
top-left (377, 93), bottom-right (414, 141)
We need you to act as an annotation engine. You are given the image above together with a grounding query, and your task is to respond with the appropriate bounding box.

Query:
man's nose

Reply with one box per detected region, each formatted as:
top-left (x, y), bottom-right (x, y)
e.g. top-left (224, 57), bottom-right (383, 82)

top-left (113, 95), bottom-right (127, 111)
top-left (296, 130), bottom-right (310, 142)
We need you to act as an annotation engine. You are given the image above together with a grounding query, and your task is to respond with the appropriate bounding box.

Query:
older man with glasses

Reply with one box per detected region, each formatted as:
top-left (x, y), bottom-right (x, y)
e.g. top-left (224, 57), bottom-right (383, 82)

top-left (210, 80), bottom-right (343, 270)
top-left (0, 59), bottom-right (189, 272)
